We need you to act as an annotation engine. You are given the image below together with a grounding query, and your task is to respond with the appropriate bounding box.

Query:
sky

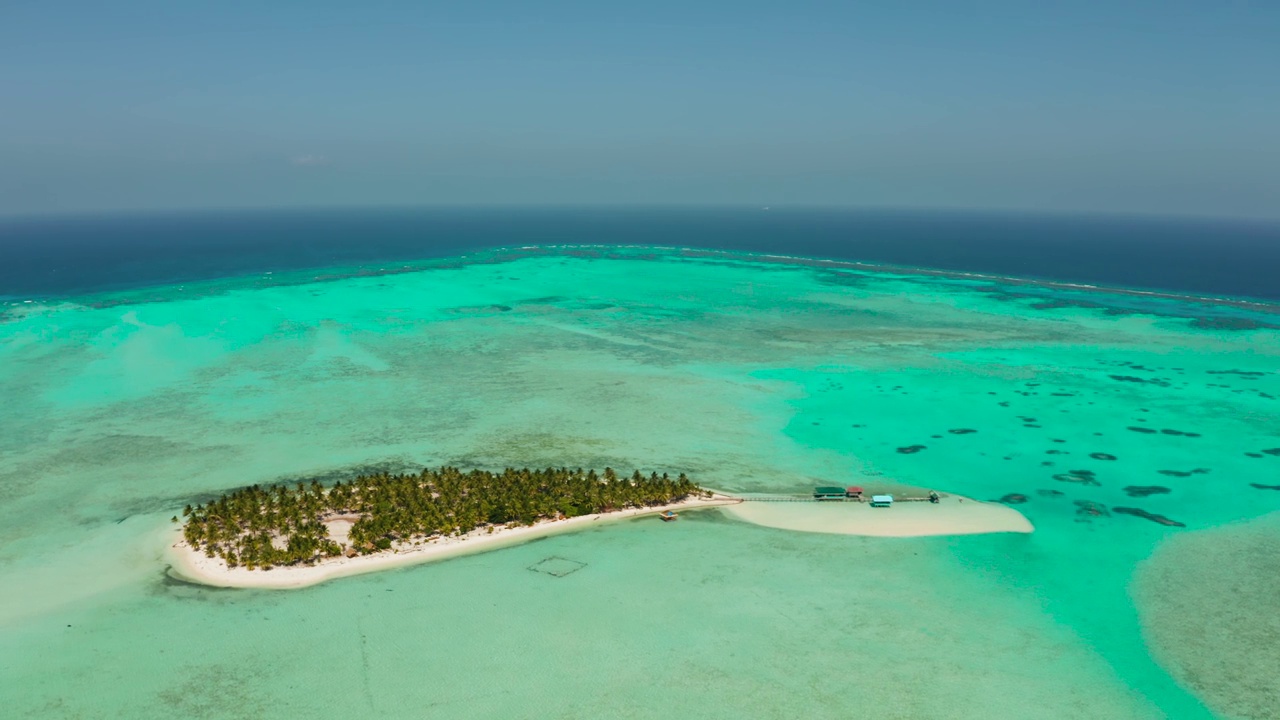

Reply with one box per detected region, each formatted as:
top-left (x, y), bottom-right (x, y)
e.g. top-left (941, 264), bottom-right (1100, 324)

top-left (2, 1), bottom-right (1278, 218)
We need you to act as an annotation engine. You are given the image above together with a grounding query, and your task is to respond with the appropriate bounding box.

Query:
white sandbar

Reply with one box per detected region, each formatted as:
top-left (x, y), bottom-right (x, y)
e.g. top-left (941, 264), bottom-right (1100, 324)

top-left (167, 494), bottom-right (742, 590)
top-left (723, 494), bottom-right (1033, 537)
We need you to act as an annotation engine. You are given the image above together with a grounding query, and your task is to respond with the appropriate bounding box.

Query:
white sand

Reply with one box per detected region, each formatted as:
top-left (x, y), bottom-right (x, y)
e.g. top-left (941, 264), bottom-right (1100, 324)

top-left (167, 495), bottom-right (742, 590)
top-left (169, 493), bottom-right (1031, 590)
top-left (723, 495), bottom-right (1033, 537)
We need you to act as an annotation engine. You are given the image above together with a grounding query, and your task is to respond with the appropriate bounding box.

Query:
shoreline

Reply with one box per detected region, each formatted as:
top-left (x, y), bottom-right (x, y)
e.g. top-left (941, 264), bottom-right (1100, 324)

top-left (167, 494), bottom-right (742, 590)
top-left (168, 491), bottom-right (1034, 590)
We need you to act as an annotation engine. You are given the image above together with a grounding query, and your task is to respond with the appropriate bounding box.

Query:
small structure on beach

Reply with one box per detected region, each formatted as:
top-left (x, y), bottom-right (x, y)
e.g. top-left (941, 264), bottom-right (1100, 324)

top-left (814, 486), bottom-right (847, 501)
top-left (870, 494), bottom-right (894, 508)
top-left (846, 486), bottom-right (865, 500)
top-left (659, 510), bottom-right (679, 522)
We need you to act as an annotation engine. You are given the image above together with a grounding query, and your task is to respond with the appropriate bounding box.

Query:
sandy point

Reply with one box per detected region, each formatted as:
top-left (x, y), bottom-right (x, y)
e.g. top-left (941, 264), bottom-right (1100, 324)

top-left (722, 494), bottom-right (1033, 537)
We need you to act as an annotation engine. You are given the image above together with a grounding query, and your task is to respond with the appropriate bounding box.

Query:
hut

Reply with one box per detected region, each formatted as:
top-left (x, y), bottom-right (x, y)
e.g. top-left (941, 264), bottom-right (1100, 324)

top-left (659, 510), bottom-right (679, 522)
top-left (846, 486), bottom-right (865, 500)
top-left (870, 494), bottom-right (894, 508)
top-left (813, 486), bottom-right (847, 501)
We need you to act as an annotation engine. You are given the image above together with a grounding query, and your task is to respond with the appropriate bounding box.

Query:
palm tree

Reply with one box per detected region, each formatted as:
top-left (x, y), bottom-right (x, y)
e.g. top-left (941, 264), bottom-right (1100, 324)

top-left (182, 465), bottom-right (704, 569)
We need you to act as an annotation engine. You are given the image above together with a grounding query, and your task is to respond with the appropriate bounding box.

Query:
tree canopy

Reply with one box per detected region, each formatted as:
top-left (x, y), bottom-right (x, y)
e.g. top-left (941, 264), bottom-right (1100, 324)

top-left (181, 466), bottom-right (705, 570)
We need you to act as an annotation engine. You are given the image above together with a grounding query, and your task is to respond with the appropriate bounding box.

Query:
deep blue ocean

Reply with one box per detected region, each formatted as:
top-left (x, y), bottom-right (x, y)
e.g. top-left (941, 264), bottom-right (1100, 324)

top-left (1, 207), bottom-right (1278, 300)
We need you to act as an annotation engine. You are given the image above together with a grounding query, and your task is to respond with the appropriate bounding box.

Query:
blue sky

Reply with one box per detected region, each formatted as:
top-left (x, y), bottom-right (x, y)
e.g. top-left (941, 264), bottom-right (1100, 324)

top-left (2, 1), bottom-right (1278, 217)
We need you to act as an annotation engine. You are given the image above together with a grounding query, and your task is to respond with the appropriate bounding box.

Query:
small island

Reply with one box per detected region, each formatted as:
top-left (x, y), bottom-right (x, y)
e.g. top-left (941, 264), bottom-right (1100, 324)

top-left (170, 466), bottom-right (737, 588)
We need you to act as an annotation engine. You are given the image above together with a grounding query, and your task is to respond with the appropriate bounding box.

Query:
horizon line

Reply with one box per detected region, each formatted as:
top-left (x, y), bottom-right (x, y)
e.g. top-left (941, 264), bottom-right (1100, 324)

top-left (3, 203), bottom-right (1280, 227)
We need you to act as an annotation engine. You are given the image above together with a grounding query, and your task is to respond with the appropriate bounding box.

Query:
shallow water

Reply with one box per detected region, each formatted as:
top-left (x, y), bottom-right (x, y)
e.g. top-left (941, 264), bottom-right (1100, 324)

top-left (1134, 512), bottom-right (1280, 719)
top-left (2, 247), bottom-right (1278, 718)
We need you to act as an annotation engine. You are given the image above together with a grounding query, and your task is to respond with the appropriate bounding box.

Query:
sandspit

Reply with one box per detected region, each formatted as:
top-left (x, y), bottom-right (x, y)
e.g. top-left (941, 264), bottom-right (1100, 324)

top-left (723, 494), bottom-right (1033, 537)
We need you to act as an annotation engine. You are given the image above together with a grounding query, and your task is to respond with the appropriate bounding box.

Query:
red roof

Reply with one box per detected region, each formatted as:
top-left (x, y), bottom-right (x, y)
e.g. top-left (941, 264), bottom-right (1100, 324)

top-left (846, 486), bottom-right (864, 493)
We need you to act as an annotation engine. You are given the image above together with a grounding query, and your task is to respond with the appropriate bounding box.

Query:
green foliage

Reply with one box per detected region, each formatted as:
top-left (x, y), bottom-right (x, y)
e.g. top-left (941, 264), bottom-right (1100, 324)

top-left (183, 467), bottom-right (706, 571)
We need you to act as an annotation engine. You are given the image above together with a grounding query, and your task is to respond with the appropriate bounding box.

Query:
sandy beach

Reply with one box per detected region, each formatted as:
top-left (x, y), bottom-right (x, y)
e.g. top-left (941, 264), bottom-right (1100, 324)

top-left (723, 494), bottom-right (1033, 537)
top-left (170, 491), bottom-right (1032, 590)
top-left (168, 494), bottom-right (743, 590)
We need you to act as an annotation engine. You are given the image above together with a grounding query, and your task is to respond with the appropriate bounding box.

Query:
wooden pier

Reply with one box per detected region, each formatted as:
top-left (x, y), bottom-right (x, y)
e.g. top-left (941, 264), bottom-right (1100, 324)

top-left (739, 495), bottom-right (821, 503)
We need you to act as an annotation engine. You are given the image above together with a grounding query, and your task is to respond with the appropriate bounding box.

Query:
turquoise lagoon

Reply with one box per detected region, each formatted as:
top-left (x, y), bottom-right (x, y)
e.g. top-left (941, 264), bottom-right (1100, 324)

top-left (1, 247), bottom-right (1278, 719)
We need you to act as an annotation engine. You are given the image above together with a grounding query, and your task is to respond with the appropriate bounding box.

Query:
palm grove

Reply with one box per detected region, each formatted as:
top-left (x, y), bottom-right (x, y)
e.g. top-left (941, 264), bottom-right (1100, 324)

top-left (180, 467), bottom-right (707, 570)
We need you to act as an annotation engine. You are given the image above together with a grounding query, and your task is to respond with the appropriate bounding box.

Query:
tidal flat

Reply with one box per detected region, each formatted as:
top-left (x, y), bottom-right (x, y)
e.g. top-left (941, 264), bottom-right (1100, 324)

top-left (2, 246), bottom-right (1278, 719)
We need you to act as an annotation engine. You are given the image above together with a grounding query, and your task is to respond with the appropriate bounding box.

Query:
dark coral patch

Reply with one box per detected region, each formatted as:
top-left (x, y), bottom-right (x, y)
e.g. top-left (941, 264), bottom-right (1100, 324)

top-left (1263, 448), bottom-right (1280, 456)
top-left (1123, 486), bottom-right (1171, 498)
top-left (1158, 468), bottom-right (1211, 478)
top-left (1245, 452), bottom-right (1264, 458)
top-left (1127, 426), bottom-right (1158, 434)
top-left (998, 493), bottom-right (1029, 504)
top-left (1036, 489), bottom-right (1064, 497)
top-left (896, 445), bottom-right (927, 454)
top-left (1160, 429), bottom-right (1201, 437)
top-left (1249, 483), bottom-right (1280, 491)
top-left (948, 428), bottom-right (977, 435)
top-left (1089, 453), bottom-right (1117, 461)
top-left (1074, 500), bottom-right (1109, 518)
top-left (1113, 507), bottom-right (1185, 527)
top-left (450, 303), bottom-right (514, 315)
top-left (815, 270), bottom-right (871, 288)
top-left (1054, 470), bottom-right (1100, 486)
top-left (1207, 369), bottom-right (1267, 377)
top-left (1190, 317), bottom-right (1271, 331)
top-left (1110, 375), bottom-right (1172, 387)
top-left (1031, 300), bottom-right (1075, 310)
